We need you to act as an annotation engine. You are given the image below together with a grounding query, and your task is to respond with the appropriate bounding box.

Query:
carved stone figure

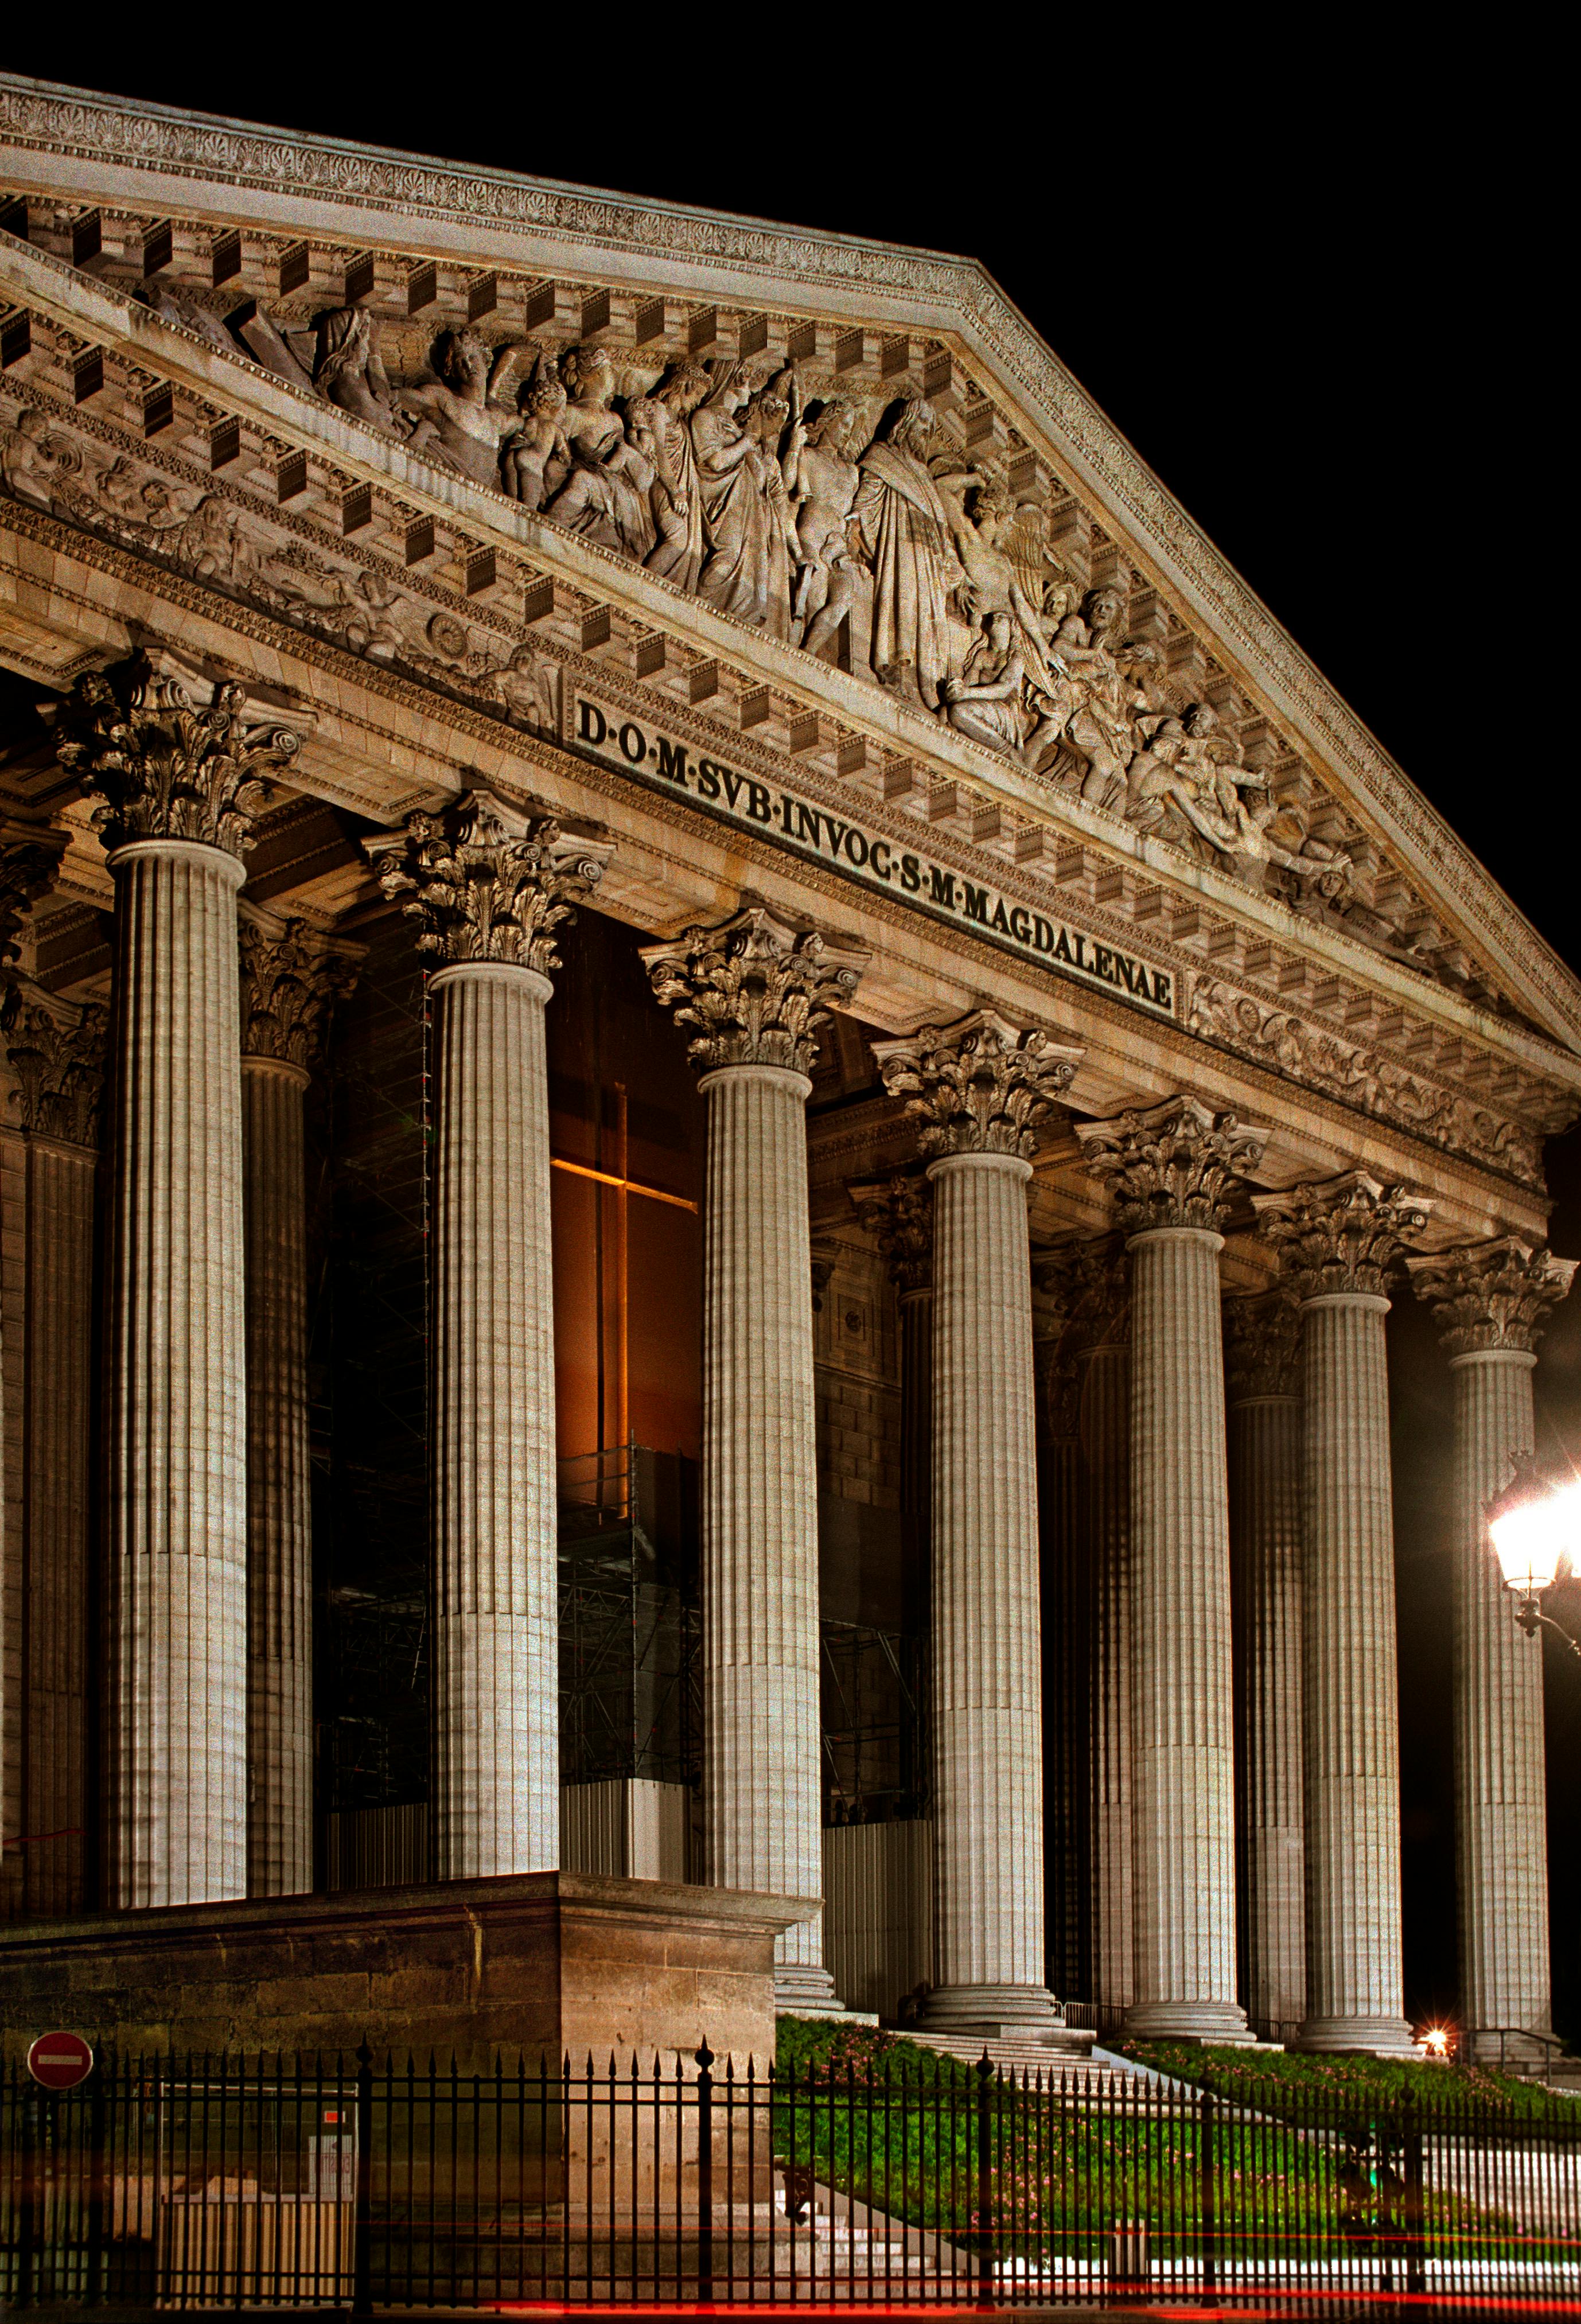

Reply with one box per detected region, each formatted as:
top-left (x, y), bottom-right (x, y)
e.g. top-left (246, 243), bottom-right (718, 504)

top-left (691, 365), bottom-right (795, 638)
top-left (1026, 586), bottom-right (1145, 807)
top-left (851, 399), bottom-right (958, 711)
top-left (941, 612), bottom-right (1032, 757)
top-left (640, 364), bottom-right (710, 593)
top-left (784, 395), bottom-right (864, 660)
top-left (501, 362), bottom-right (570, 511)
top-left (397, 329), bottom-right (519, 489)
top-left (542, 345), bottom-right (658, 564)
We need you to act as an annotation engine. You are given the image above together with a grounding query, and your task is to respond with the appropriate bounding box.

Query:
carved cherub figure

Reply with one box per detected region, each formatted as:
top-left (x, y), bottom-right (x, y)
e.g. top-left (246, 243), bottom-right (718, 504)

top-left (502, 363), bottom-right (571, 511)
top-left (397, 329), bottom-right (519, 489)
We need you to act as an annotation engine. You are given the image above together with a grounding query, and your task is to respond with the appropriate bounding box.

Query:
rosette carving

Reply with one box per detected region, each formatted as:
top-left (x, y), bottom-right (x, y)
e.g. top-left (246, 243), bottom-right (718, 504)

top-left (871, 1007), bottom-right (1081, 1160)
top-left (1405, 1236), bottom-right (1578, 1356)
top-left (1, 976), bottom-right (107, 1148)
top-left (238, 904), bottom-right (364, 1069)
top-left (640, 904), bottom-right (867, 1076)
top-left (1075, 1094), bottom-right (1267, 1233)
top-left (1224, 1289), bottom-right (1301, 1399)
top-left (847, 1170), bottom-right (933, 1293)
top-left (367, 788), bottom-right (612, 974)
top-left (1252, 1170), bottom-right (1432, 1299)
top-left (54, 655), bottom-right (299, 859)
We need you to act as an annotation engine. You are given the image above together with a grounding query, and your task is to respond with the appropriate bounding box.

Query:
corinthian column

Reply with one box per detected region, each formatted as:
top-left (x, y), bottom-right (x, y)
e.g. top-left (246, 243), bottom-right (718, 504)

top-left (1224, 1291), bottom-right (1305, 2039)
top-left (1, 978), bottom-right (105, 1917)
top-left (372, 793), bottom-right (610, 1881)
top-left (1406, 1238), bottom-right (1575, 2062)
top-left (1254, 1171), bottom-right (1431, 2055)
top-left (56, 657), bottom-right (299, 1908)
top-left (1076, 1097), bottom-right (1267, 2042)
top-left (847, 1171), bottom-right (933, 1560)
top-left (874, 1010), bottom-right (1082, 2033)
top-left (237, 908), bottom-right (360, 1898)
top-left (641, 901), bottom-right (865, 1998)
top-left (644, 906), bottom-right (868, 2006)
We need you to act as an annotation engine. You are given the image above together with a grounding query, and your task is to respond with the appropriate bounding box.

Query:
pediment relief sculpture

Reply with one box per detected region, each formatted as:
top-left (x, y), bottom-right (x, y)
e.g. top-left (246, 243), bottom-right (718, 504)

top-left (0, 203), bottom-right (1496, 1015)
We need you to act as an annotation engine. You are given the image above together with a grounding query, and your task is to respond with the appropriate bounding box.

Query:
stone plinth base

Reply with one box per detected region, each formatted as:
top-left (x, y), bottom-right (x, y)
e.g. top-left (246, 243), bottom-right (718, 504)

top-left (1292, 2014), bottom-right (1421, 2060)
top-left (919, 1982), bottom-right (1060, 2036)
top-left (1122, 1999), bottom-right (1257, 2046)
top-left (0, 1871), bottom-right (816, 2068)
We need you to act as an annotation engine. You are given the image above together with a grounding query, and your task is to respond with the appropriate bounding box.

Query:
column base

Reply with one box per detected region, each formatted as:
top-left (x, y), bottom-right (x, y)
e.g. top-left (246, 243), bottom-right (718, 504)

top-left (1292, 2014), bottom-right (1420, 2060)
top-left (1463, 2026), bottom-right (1555, 2070)
top-left (773, 1960), bottom-right (848, 2015)
top-left (1122, 1998), bottom-right (1257, 2046)
top-left (919, 1983), bottom-right (1061, 2037)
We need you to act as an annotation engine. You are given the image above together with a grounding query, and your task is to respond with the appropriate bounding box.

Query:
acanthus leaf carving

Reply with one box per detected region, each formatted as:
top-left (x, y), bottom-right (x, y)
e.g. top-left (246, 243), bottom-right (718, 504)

top-left (367, 787), bottom-right (612, 975)
top-left (1, 974), bottom-right (107, 1148)
top-left (847, 1169), bottom-right (933, 1294)
top-left (871, 1007), bottom-right (1081, 1161)
top-left (1405, 1236), bottom-right (1578, 1357)
top-left (238, 903), bottom-right (364, 1069)
top-left (1075, 1093), bottom-right (1267, 1235)
top-left (1223, 1288), bottom-right (1302, 1400)
top-left (53, 652), bottom-right (299, 858)
top-left (1252, 1169), bottom-right (1432, 1301)
top-left (0, 819), bottom-right (68, 964)
top-left (640, 904), bottom-right (867, 1077)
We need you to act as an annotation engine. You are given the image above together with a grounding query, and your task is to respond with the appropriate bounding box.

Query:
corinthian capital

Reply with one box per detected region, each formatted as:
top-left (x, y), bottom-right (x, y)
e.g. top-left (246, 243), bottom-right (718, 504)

top-left (1074, 1094), bottom-right (1267, 1233)
top-left (871, 1008), bottom-right (1081, 1160)
top-left (239, 904), bottom-right (364, 1070)
top-left (0, 820), bottom-right (68, 964)
top-left (1405, 1235), bottom-right (1578, 1355)
top-left (1224, 1290), bottom-right (1301, 1399)
top-left (55, 655), bottom-right (299, 859)
top-left (2, 976), bottom-right (107, 1148)
top-left (848, 1170), bottom-right (933, 1292)
top-left (1252, 1169), bottom-right (1432, 1299)
top-left (640, 904), bottom-right (867, 1075)
top-left (367, 788), bottom-right (612, 975)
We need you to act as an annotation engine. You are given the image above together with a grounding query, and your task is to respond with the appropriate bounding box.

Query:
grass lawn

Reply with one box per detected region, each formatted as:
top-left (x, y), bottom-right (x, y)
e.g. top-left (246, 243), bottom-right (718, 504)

top-left (1110, 2038), bottom-right (1581, 2124)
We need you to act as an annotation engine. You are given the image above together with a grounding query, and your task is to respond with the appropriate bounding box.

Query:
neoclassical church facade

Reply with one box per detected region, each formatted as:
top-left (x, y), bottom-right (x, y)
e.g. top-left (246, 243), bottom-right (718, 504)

top-left (0, 76), bottom-right (1575, 2062)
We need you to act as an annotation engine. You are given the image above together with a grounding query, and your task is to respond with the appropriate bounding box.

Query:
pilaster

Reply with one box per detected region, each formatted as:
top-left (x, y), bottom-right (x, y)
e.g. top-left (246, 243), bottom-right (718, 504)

top-left (645, 904), bottom-right (868, 2009)
top-left (1255, 1170), bottom-right (1432, 2056)
top-left (874, 1009), bottom-right (1081, 2033)
top-left (371, 790), bottom-right (610, 1881)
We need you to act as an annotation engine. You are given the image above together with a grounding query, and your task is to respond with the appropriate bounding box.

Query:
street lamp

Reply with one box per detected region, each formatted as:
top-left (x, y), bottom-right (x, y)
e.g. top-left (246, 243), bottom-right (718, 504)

top-left (1485, 1454), bottom-right (1581, 1657)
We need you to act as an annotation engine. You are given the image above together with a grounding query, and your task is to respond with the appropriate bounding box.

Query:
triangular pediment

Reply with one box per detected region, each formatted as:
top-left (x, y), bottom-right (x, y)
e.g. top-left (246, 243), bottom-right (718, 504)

top-left (1, 74), bottom-right (1578, 1182)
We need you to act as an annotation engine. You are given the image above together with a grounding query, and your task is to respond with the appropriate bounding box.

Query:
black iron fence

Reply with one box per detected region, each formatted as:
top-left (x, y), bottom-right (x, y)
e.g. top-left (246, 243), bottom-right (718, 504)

top-left (3, 2043), bottom-right (1579, 2308)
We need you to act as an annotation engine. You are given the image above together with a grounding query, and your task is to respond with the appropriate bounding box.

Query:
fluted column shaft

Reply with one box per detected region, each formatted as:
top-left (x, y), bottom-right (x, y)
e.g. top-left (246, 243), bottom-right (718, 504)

top-left (241, 1057), bottom-right (313, 1897)
top-left (106, 839), bottom-right (248, 1909)
top-left (926, 1150), bottom-right (1050, 2026)
top-left (699, 1061), bottom-right (829, 1999)
top-left (1080, 1340), bottom-right (1132, 2022)
top-left (1451, 1348), bottom-right (1550, 2050)
top-left (431, 961), bottom-right (558, 1879)
top-left (1124, 1225), bottom-right (1246, 2037)
top-left (898, 1284), bottom-right (933, 1547)
top-left (1228, 1392), bottom-right (1306, 2035)
top-left (1298, 1292), bottom-right (1413, 2050)
top-left (21, 1135), bottom-right (95, 1916)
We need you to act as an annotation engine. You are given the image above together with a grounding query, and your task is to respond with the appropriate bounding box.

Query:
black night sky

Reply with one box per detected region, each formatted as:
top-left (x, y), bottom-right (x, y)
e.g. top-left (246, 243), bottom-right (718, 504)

top-left (3, 36), bottom-right (1572, 2036)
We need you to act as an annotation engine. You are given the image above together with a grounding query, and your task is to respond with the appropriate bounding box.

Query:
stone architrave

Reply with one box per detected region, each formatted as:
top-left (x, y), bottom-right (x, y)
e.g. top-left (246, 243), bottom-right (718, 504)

top-left (55, 655), bottom-right (300, 1909)
top-left (873, 1009), bottom-right (1082, 2034)
top-left (847, 1171), bottom-right (934, 1549)
top-left (237, 905), bottom-right (361, 1899)
top-left (644, 905), bottom-right (869, 2007)
top-left (1076, 1096), bottom-right (1268, 2043)
top-left (0, 978), bottom-right (106, 1917)
top-left (1254, 1170), bottom-right (1432, 2056)
top-left (1406, 1237), bottom-right (1576, 2062)
top-left (371, 791), bottom-right (610, 1883)
top-left (1224, 1290), bottom-right (1306, 2040)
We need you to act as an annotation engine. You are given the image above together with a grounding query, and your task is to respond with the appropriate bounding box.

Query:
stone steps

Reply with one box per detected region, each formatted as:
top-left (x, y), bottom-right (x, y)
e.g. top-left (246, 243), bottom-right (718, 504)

top-left (898, 2026), bottom-right (1124, 2085)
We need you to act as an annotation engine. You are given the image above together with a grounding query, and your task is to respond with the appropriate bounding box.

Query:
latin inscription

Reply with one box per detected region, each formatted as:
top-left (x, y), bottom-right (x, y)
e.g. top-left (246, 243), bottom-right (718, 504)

top-left (574, 698), bottom-right (1175, 1020)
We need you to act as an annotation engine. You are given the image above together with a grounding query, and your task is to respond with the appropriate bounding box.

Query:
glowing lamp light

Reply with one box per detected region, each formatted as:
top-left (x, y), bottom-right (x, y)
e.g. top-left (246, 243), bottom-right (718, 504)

top-left (1422, 2027), bottom-right (1450, 2059)
top-left (1486, 1462), bottom-right (1580, 1600)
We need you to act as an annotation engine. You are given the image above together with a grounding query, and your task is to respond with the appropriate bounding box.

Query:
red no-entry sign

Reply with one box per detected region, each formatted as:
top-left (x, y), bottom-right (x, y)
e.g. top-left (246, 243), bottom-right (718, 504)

top-left (26, 2031), bottom-right (94, 2091)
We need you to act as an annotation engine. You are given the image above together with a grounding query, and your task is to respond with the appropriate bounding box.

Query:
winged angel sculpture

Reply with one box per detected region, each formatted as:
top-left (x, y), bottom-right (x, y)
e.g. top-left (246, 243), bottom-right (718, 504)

top-left (108, 288), bottom-right (1350, 901)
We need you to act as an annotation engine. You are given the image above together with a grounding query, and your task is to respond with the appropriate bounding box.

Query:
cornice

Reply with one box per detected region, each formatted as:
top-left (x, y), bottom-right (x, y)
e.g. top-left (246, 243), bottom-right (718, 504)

top-left (2, 75), bottom-right (1576, 1050)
